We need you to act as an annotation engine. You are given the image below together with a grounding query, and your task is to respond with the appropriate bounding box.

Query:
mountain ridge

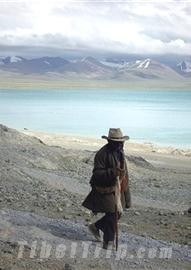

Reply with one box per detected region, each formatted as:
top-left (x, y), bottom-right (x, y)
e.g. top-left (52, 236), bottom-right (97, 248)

top-left (0, 55), bottom-right (191, 81)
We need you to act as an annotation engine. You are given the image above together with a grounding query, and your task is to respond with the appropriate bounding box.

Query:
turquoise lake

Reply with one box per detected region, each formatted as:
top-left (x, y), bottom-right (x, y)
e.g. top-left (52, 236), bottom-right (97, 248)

top-left (0, 89), bottom-right (191, 148)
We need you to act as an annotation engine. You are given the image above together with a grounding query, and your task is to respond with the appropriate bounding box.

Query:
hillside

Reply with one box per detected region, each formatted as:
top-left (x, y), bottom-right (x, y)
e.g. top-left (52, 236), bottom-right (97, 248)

top-left (0, 124), bottom-right (190, 269)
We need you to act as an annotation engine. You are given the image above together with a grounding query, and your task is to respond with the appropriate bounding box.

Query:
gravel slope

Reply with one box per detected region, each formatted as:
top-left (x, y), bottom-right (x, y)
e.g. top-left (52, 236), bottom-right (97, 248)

top-left (0, 124), bottom-right (190, 269)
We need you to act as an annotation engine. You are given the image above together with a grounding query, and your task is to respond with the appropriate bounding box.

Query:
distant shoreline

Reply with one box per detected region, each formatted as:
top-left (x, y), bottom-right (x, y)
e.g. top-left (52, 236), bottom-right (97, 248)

top-left (20, 129), bottom-right (191, 157)
top-left (0, 78), bottom-right (191, 90)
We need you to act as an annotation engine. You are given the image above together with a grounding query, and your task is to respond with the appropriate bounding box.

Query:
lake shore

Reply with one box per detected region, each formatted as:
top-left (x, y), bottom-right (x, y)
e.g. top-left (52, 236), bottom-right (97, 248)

top-left (21, 128), bottom-right (191, 157)
top-left (0, 76), bottom-right (191, 90)
top-left (20, 129), bottom-right (191, 177)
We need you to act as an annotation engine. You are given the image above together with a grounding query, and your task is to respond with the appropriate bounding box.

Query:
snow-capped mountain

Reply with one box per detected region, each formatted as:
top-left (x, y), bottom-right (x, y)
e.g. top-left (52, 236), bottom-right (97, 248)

top-left (0, 56), bottom-right (69, 73)
top-left (0, 55), bottom-right (190, 80)
top-left (103, 58), bottom-right (183, 80)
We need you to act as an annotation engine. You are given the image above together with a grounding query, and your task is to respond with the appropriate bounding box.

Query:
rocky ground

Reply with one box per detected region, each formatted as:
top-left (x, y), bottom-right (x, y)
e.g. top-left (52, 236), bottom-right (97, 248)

top-left (0, 124), bottom-right (190, 269)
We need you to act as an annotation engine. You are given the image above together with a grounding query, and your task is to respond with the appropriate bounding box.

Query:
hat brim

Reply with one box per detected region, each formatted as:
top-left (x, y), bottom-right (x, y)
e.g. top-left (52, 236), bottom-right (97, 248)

top-left (101, 135), bottom-right (129, 141)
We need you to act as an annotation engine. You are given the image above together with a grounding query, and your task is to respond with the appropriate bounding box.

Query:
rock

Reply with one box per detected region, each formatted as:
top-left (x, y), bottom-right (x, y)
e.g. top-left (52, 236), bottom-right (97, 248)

top-left (159, 211), bottom-right (168, 216)
top-left (160, 220), bottom-right (168, 226)
top-left (132, 261), bottom-right (140, 265)
top-left (38, 138), bottom-right (45, 145)
top-left (134, 211), bottom-right (141, 216)
top-left (64, 263), bottom-right (74, 270)
top-left (33, 201), bottom-right (40, 207)
top-left (66, 203), bottom-right (71, 207)
top-left (184, 208), bottom-right (191, 216)
top-left (140, 233), bottom-right (147, 237)
top-left (0, 124), bottom-right (8, 132)
top-left (127, 155), bottom-right (153, 168)
top-left (6, 197), bottom-right (12, 203)
top-left (6, 241), bottom-right (18, 248)
top-left (154, 184), bottom-right (161, 188)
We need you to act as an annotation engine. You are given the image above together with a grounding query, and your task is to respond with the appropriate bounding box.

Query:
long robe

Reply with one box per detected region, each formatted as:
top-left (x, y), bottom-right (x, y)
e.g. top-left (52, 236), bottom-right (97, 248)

top-left (82, 143), bottom-right (131, 213)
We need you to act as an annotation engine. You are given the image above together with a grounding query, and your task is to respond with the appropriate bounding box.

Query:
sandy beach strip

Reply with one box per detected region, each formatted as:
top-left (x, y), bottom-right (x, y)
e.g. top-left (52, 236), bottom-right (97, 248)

top-left (20, 129), bottom-right (191, 170)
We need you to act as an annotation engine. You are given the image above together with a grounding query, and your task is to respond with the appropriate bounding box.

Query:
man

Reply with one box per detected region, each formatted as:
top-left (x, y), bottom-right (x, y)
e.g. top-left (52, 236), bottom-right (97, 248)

top-left (82, 128), bottom-right (131, 249)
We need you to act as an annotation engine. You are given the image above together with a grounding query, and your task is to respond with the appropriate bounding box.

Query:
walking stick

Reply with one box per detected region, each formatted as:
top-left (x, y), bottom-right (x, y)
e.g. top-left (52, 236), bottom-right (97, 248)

top-left (115, 174), bottom-right (121, 252)
top-left (115, 156), bottom-right (125, 251)
top-left (115, 204), bottom-right (118, 251)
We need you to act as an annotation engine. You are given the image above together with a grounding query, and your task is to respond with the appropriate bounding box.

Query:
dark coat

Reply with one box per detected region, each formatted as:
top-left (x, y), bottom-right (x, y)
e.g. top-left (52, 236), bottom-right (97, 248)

top-left (82, 144), bottom-right (131, 213)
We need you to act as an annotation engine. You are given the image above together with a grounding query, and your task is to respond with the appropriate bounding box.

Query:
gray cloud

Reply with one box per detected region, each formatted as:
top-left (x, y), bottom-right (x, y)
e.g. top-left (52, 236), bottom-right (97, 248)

top-left (0, 0), bottom-right (190, 56)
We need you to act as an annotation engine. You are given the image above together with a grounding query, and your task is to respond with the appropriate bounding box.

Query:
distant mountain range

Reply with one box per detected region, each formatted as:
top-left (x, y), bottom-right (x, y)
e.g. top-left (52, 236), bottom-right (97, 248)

top-left (0, 55), bottom-right (191, 80)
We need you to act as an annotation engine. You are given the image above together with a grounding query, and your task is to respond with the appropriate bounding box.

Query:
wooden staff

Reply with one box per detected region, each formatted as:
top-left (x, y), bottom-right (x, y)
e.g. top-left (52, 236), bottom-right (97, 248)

top-left (115, 203), bottom-right (119, 251)
top-left (115, 152), bottom-right (126, 251)
top-left (115, 171), bottom-right (121, 251)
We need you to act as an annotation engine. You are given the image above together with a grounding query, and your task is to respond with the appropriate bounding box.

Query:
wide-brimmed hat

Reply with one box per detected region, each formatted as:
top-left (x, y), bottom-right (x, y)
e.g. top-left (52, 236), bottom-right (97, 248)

top-left (102, 128), bottom-right (129, 142)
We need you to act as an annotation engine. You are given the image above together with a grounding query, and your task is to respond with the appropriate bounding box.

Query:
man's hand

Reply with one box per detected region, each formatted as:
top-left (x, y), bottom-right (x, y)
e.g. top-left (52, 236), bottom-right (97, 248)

top-left (116, 167), bottom-right (125, 178)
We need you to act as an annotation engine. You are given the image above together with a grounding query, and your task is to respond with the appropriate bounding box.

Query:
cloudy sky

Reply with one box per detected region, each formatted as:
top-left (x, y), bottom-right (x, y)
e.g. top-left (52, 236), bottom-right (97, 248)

top-left (0, 0), bottom-right (191, 57)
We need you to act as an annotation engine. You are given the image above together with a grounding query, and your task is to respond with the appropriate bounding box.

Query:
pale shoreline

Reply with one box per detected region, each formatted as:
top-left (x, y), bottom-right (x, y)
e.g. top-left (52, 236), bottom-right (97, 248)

top-left (20, 128), bottom-right (191, 156)
top-left (0, 78), bottom-right (191, 90)
top-left (20, 129), bottom-right (191, 175)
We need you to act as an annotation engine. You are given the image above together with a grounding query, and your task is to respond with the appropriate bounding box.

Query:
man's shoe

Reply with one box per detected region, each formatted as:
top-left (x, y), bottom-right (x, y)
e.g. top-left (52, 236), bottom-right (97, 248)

top-left (88, 223), bottom-right (101, 242)
top-left (103, 241), bottom-right (115, 250)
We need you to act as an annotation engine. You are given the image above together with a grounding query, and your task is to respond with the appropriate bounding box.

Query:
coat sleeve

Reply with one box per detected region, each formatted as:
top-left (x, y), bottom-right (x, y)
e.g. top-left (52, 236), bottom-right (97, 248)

top-left (90, 150), bottom-right (117, 187)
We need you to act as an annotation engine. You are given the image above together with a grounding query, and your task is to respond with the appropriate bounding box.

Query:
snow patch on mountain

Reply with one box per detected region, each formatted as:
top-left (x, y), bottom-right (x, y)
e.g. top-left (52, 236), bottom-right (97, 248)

top-left (9, 56), bottom-right (22, 63)
top-left (44, 61), bottom-right (50, 65)
top-left (137, 59), bottom-right (151, 69)
top-left (177, 61), bottom-right (191, 73)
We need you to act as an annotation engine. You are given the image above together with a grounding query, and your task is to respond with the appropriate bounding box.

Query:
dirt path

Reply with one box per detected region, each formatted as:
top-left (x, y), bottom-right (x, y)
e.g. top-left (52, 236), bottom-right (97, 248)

top-left (0, 209), bottom-right (190, 270)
